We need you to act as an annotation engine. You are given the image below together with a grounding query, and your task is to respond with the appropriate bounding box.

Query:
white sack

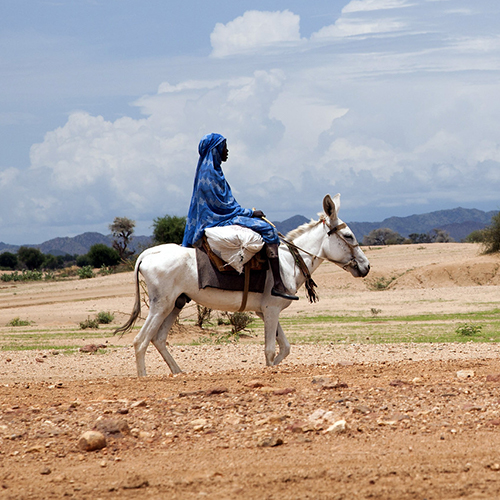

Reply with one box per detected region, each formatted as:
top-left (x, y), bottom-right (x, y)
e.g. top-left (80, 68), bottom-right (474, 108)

top-left (204, 225), bottom-right (264, 274)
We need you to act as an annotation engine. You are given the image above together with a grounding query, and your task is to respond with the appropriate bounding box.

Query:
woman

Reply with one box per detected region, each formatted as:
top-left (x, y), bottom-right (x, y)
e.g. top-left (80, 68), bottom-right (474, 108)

top-left (182, 133), bottom-right (298, 301)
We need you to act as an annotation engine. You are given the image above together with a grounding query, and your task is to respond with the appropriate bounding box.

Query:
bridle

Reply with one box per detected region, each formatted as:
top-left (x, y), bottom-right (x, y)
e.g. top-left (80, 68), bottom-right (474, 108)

top-left (278, 218), bottom-right (360, 302)
top-left (279, 218), bottom-right (359, 271)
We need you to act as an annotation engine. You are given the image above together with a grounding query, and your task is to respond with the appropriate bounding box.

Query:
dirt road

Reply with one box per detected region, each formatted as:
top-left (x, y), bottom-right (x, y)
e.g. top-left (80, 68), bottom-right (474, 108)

top-left (1, 243), bottom-right (500, 499)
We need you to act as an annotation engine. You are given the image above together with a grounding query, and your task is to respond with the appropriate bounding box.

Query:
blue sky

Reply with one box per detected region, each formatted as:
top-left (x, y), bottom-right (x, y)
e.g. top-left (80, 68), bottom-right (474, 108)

top-left (1, 0), bottom-right (500, 244)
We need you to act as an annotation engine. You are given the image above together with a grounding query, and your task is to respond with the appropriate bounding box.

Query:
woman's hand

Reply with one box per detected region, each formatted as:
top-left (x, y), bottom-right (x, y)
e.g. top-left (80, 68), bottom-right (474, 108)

top-left (252, 209), bottom-right (266, 218)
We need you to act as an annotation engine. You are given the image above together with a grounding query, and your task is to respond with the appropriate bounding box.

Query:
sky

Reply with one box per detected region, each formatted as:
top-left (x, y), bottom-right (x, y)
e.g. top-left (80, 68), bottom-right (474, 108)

top-left (1, 0), bottom-right (500, 244)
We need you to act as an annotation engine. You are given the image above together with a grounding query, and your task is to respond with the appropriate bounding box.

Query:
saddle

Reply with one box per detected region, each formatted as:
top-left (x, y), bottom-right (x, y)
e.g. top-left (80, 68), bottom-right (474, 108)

top-left (196, 236), bottom-right (269, 311)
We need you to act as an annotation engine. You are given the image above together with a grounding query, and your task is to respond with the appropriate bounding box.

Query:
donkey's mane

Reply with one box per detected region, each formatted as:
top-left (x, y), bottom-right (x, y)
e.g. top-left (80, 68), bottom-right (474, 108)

top-left (285, 213), bottom-right (326, 241)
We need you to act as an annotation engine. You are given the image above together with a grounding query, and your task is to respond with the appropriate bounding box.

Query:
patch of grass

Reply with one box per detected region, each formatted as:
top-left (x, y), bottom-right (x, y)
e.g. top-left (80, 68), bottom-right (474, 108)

top-left (6, 317), bottom-right (33, 327)
top-left (456, 323), bottom-right (482, 337)
top-left (0, 344), bottom-right (77, 352)
top-left (247, 309), bottom-right (500, 345)
top-left (366, 276), bottom-right (397, 291)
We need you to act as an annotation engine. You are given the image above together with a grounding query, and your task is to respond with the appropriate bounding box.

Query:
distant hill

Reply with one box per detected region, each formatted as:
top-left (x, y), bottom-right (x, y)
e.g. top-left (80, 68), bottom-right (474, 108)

top-left (273, 215), bottom-right (310, 235)
top-left (0, 233), bottom-right (153, 256)
top-left (0, 207), bottom-right (496, 255)
top-left (348, 207), bottom-right (497, 242)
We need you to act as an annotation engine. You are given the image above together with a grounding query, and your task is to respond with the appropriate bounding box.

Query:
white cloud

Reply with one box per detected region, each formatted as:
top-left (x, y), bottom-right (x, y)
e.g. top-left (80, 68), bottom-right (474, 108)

top-left (311, 17), bottom-right (405, 39)
top-left (210, 10), bottom-right (302, 58)
top-left (4, 4), bottom-right (500, 244)
top-left (342, 0), bottom-right (413, 13)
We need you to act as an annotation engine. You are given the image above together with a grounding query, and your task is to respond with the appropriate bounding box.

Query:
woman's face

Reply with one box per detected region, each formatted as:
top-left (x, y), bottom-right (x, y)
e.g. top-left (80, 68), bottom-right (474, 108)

top-left (221, 142), bottom-right (229, 162)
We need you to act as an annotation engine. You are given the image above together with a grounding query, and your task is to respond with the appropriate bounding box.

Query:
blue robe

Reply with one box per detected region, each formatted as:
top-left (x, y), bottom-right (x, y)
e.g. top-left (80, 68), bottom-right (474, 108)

top-left (182, 133), bottom-right (279, 247)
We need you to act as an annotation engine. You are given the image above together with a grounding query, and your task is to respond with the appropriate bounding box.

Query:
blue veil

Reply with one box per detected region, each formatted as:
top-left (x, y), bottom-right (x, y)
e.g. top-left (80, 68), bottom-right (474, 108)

top-left (182, 133), bottom-right (253, 247)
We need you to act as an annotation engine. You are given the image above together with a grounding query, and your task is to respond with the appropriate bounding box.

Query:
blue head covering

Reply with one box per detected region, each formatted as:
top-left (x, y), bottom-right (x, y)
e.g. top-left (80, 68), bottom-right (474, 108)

top-left (182, 133), bottom-right (253, 247)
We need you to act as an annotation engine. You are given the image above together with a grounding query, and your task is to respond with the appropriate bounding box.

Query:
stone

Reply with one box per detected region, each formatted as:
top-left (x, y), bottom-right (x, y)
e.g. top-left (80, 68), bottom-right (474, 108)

top-left (258, 436), bottom-right (284, 447)
top-left (457, 369), bottom-right (474, 379)
top-left (206, 387), bottom-right (228, 395)
top-left (308, 409), bottom-right (326, 422)
top-left (352, 405), bottom-right (371, 414)
top-left (78, 430), bottom-right (107, 451)
top-left (486, 374), bottom-right (500, 382)
top-left (273, 388), bottom-right (296, 395)
top-left (40, 467), bottom-right (51, 475)
top-left (190, 418), bottom-right (208, 431)
top-left (245, 380), bottom-right (265, 388)
top-left (130, 400), bottom-right (147, 408)
top-left (289, 420), bottom-right (315, 433)
top-left (122, 473), bottom-right (149, 489)
top-left (324, 420), bottom-right (347, 433)
top-left (95, 418), bottom-right (130, 435)
top-left (26, 445), bottom-right (44, 453)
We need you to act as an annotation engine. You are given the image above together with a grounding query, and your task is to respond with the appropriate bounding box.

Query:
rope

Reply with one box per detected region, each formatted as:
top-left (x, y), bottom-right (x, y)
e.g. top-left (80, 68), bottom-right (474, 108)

top-left (279, 232), bottom-right (318, 303)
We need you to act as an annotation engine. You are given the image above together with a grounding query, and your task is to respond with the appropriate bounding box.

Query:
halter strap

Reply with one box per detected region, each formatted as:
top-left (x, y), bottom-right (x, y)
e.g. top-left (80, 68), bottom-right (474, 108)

top-left (277, 220), bottom-right (360, 302)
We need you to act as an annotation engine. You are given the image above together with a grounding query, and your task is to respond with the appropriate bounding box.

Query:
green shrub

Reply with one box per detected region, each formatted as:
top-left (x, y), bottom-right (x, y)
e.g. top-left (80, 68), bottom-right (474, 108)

top-left (87, 244), bottom-right (120, 268)
top-left (228, 312), bottom-right (254, 334)
top-left (77, 266), bottom-right (95, 279)
top-left (79, 317), bottom-right (100, 329)
top-left (99, 265), bottom-right (113, 276)
top-left (0, 270), bottom-right (45, 282)
top-left (0, 252), bottom-right (18, 269)
top-left (465, 230), bottom-right (485, 243)
top-left (456, 323), bottom-right (482, 336)
top-left (17, 246), bottom-right (45, 270)
top-left (97, 311), bottom-right (114, 324)
top-left (76, 254), bottom-right (91, 267)
top-left (152, 215), bottom-right (186, 245)
top-left (7, 317), bottom-right (31, 327)
top-left (481, 212), bottom-right (500, 254)
top-left (196, 306), bottom-right (212, 328)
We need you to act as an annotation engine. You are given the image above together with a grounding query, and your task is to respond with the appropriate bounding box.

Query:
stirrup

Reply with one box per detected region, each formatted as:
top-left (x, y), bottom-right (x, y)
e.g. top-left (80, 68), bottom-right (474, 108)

top-left (271, 288), bottom-right (299, 301)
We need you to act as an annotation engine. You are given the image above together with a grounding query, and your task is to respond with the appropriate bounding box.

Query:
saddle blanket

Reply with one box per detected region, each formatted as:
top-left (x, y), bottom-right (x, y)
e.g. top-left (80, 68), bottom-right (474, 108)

top-left (196, 246), bottom-right (268, 293)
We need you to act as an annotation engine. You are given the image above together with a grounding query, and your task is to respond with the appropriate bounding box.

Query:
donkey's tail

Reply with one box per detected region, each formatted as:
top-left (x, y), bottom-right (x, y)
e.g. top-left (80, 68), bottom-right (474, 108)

top-left (114, 259), bottom-right (142, 336)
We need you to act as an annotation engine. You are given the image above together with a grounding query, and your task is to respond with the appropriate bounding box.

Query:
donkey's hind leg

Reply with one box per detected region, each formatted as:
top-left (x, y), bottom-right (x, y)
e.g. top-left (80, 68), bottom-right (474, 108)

top-left (151, 308), bottom-right (182, 374)
top-left (133, 299), bottom-right (174, 377)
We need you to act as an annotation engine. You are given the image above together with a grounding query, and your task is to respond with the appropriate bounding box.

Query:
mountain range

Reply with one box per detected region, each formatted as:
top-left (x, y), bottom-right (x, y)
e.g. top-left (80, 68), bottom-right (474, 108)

top-left (0, 207), bottom-right (496, 256)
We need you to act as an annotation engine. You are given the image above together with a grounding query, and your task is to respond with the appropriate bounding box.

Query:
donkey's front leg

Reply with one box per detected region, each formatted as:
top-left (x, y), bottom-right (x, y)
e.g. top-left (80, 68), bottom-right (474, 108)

top-left (263, 309), bottom-right (280, 366)
top-left (273, 322), bottom-right (291, 365)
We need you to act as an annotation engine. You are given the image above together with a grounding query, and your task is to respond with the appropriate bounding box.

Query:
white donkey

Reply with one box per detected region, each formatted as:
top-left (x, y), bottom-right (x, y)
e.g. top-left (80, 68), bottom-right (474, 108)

top-left (115, 194), bottom-right (370, 377)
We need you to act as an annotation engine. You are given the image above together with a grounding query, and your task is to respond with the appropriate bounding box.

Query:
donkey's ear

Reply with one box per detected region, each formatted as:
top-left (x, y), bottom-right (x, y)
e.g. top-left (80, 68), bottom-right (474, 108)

top-left (323, 193), bottom-right (340, 219)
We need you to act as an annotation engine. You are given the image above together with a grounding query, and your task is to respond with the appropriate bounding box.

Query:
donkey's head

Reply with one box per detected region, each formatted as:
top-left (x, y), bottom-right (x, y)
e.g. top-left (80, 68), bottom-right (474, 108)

top-left (320, 194), bottom-right (370, 278)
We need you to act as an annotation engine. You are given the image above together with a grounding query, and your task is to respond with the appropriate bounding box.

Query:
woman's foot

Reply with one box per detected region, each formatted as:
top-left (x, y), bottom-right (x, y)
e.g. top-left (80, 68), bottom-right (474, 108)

top-left (271, 286), bottom-right (299, 301)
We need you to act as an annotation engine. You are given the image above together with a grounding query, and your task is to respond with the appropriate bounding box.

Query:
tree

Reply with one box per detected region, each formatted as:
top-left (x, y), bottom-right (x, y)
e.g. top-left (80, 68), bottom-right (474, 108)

top-left (109, 217), bottom-right (135, 260)
top-left (408, 233), bottom-right (432, 244)
top-left (481, 212), bottom-right (500, 254)
top-left (17, 246), bottom-right (45, 270)
top-left (0, 252), bottom-right (18, 269)
top-left (363, 228), bottom-right (405, 246)
top-left (43, 254), bottom-right (65, 270)
top-left (87, 244), bottom-right (120, 268)
top-left (152, 215), bottom-right (186, 245)
top-left (465, 229), bottom-right (485, 243)
top-left (428, 228), bottom-right (454, 243)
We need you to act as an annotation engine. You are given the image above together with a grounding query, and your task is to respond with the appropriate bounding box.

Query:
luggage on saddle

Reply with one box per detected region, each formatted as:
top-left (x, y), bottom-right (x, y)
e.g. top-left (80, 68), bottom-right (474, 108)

top-left (204, 225), bottom-right (264, 274)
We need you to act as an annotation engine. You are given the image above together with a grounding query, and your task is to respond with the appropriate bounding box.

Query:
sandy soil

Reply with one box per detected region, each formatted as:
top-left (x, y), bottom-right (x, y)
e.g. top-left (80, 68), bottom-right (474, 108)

top-left (1, 242), bottom-right (500, 499)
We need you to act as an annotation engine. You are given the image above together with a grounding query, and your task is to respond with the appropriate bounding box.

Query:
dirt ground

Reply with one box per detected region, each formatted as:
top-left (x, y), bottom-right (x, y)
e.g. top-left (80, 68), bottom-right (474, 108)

top-left (1, 242), bottom-right (500, 499)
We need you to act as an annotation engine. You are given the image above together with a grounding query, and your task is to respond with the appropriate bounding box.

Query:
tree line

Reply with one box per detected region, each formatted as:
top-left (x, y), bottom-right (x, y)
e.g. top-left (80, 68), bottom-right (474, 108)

top-left (2, 211), bottom-right (500, 273)
top-left (0, 215), bottom-right (187, 272)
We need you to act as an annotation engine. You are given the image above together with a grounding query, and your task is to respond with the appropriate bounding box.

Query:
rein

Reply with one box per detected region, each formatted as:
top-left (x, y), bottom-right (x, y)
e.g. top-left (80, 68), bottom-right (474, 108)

top-left (278, 219), bottom-right (360, 303)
